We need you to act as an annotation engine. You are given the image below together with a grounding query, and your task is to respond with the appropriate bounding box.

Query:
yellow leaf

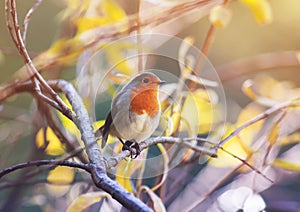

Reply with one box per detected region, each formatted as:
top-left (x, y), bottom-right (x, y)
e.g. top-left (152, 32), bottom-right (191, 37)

top-left (161, 115), bottom-right (174, 137)
top-left (61, 0), bottom-right (90, 18)
top-left (47, 166), bottom-right (75, 197)
top-left (47, 166), bottom-right (75, 184)
top-left (209, 124), bottom-right (251, 168)
top-left (74, 0), bottom-right (127, 34)
top-left (242, 80), bottom-right (257, 101)
top-left (171, 112), bottom-right (181, 136)
top-left (279, 132), bottom-right (300, 146)
top-left (67, 192), bottom-right (109, 212)
top-left (93, 120), bottom-right (105, 131)
top-left (240, 0), bottom-right (272, 24)
top-left (273, 158), bottom-right (300, 171)
top-left (141, 186), bottom-right (166, 212)
top-left (236, 103), bottom-right (265, 146)
top-left (268, 123), bottom-right (279, 144)
top-left (271, 81), bottom-right (295, 102)
top-left (181, 89), bottom-right (220, 135)
top-left (178, 37), bottom-right (194, 75)
top-left (255, 75), bottom-right (278, 99)
top-left (115, 158), bottom-right (143, 193)
top-left (151, 144), bottom-right (169, 191)
top-left (76, 17), bottom-right (111, 34)
top-left (93, 120), bottom-right (116, 146)
top-left (209, 5), bottom-right (232, 28)
top-left (105, 42), bottom-right (135, 75)
top-left (35, 127), bottom-right (65, 156)
top-left (57, 96), bottom-right (81, 140)
top-left (100, 0), bottom-right (126, 20)
top-left (43, 38), bottom-right (82, 66)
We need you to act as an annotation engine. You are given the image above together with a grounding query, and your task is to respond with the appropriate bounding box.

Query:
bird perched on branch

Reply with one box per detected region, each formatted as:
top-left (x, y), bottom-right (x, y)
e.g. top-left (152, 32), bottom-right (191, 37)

top-left (96, 72), bottom-right (165, 158)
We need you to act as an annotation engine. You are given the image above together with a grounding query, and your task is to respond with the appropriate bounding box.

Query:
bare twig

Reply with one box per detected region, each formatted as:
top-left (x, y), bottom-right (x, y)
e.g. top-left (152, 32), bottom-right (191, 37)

top-left (217, 51), bottom-right (300, 82)
top-left (187, 0), bottom-right (230, 90)
top-left (137, 0), bottom-right (143, 73)
top-left (5, 0), bottom-right (75, 121)
top-left (218, 147), bottom-right (273, 183)
top-left (185, 137), bottom-right (274, 183)
top-left (10, 0), bottom-right (222, 83)
top-left (42, 101), bottom-right (89, 163)
top-left (22, 0), bottom-right (44, 44)
top-left (191, 25), bottom-right (216, 83)
top-left (0, 159), bottom-right (90, 179)
top-left (185, 164), bottom-right (244, 211)
top-left (105, 136), bottom-right (217, 169)
top-left (1, 78), bottom-right (288, 184)
top-left (0, 178), bottom-right (90, 190)
top-left (216, 98), bottom-right (300, 148)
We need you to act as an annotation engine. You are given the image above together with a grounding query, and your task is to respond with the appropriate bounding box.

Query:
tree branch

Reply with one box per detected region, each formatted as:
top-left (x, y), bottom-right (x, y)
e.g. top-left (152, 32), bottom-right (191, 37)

top-left (5, 0), bottom-right (75, 121)
top-left (216, 98), bottom-right (300, 148)
top-left (48, 80), bottom-right (153, 212)
top-left (217, 51), bottom-right (300, 82)
top-left (22, 0), bottom-right (43, 44)
top-left (0, 159), bottom-right (90, 179)
top-left (105, 136), bottom-right (217, 169)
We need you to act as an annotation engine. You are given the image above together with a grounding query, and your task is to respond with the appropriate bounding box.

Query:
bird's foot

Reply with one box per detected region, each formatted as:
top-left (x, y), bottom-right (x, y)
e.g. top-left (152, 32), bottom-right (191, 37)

top-left (122, 140), bottom-right (141, 159)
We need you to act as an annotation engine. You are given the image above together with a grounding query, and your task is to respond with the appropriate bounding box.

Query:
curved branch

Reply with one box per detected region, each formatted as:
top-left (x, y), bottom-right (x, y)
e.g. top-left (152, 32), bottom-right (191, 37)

top-left (49, 80), bottom-right (153, 212)
top-left (5, 0), bottom-right (75, 121)
top-left (216, 98), bottom-right (300, 148)
top-left (0, 159), bottom-right (90, 179)
top-left (217, 51), bottom-right (300, 82)
top-left (22, 0), bottom-right (44, 44)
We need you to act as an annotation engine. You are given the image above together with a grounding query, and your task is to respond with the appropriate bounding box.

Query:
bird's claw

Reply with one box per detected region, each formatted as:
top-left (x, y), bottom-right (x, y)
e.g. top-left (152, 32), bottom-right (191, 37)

top-left (122, 140), bottom-right (140, 159)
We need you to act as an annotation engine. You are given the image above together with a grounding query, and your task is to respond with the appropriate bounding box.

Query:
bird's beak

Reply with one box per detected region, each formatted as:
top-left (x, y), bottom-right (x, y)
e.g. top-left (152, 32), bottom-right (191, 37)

top-left (157, 80), bottom-right (166, 85)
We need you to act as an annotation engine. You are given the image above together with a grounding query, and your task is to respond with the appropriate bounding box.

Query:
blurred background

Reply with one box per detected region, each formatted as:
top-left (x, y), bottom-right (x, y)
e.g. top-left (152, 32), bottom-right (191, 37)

top-left (1, 0), bottom-right (300, 211)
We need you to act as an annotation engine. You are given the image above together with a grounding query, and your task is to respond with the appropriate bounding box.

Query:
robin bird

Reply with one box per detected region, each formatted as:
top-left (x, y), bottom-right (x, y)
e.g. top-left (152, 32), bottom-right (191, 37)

top-left (96, 72), bottom-right (165, 158)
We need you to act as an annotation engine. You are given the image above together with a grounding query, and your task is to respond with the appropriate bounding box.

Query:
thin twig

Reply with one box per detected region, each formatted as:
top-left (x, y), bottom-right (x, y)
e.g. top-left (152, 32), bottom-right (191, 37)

top-left (216, 98), bottom-right (300, 148)
top-left (0, 178), bottom-right (90, 190)
top-left (185, 164), bottom-right (244, 211)
top-left (0, 159), bottom-right (90, 179)
top-left (5, 0), bottom-right (18, 48)
top-left (22, 0), bottom-right (44, 44)
top-left (192, 25), bottom-right (216, 79)
top-left (137, 0), bottom-right (143, 73)
top-left (6, 0), bottom-right (75, 121)
top-left (11, 0), bottom-right (221, 83)
top-left (217, 51), bottom-right (300, 82)
top-left (219, 147), bottom-right (273, 183)
top-left (105, 136), bottom-right (217, 169)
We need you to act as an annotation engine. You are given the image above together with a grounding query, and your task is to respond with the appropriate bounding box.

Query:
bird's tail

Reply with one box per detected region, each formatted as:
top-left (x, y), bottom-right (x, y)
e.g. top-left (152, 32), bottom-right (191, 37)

top-left (95, 111), bottom-right (112, 148)
top-left (95, 125), bottom-right (109, 148)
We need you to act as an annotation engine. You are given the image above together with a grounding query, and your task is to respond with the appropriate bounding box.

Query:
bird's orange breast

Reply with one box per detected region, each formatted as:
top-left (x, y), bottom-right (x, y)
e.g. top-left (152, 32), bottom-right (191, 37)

top-left (129, 89), bottom-right (160, 118)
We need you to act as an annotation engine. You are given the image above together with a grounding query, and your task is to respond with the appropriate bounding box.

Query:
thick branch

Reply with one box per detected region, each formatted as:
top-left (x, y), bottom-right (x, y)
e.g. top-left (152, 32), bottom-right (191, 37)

top-left (48, 80), bottom-right (152, 212)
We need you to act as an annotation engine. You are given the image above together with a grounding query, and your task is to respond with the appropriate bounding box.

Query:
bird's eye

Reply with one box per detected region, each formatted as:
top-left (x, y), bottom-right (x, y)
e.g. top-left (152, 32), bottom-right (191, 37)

top-left (143, 78), bottom-right (149, 83)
